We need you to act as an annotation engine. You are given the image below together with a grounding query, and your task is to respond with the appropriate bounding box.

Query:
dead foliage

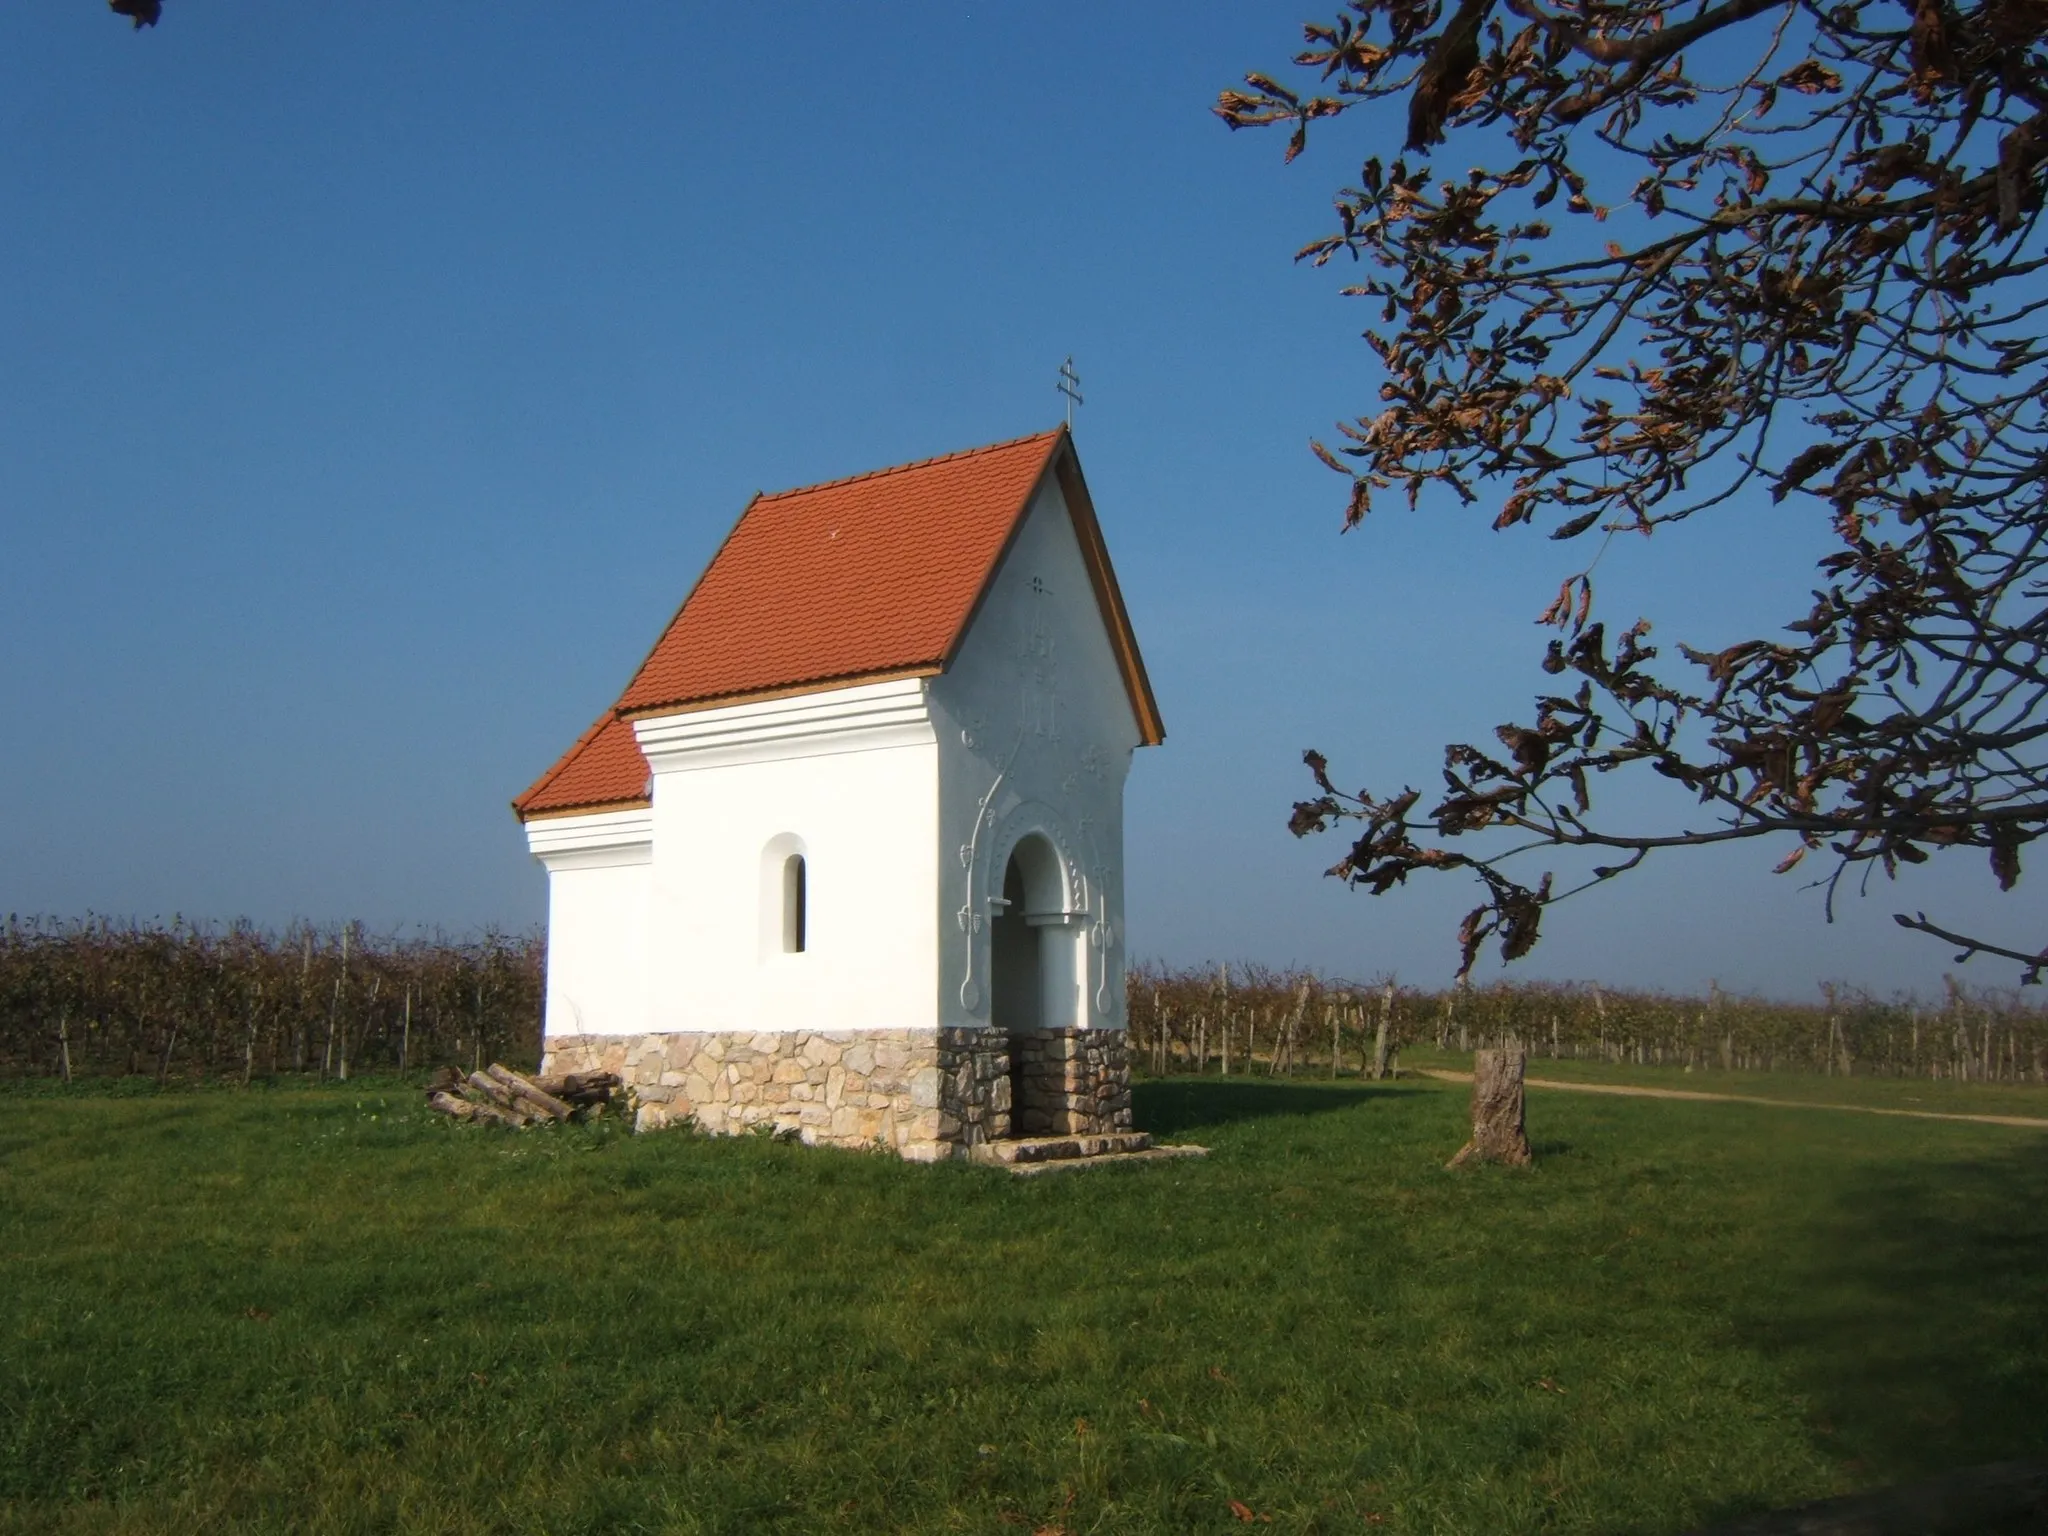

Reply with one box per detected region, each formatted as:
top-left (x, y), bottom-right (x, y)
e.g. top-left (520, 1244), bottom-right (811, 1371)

top-left (1223, 0), bottom-right (2048, 981)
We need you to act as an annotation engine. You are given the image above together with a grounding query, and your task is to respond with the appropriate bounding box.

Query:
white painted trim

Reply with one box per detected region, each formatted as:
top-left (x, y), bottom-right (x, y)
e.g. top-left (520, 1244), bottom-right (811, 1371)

top-left (526, 806), bottom-right (655, 871)
top-left (634, 676), bottom-right (937, 772)
top-left (538, 845), bottom-right (654, 872)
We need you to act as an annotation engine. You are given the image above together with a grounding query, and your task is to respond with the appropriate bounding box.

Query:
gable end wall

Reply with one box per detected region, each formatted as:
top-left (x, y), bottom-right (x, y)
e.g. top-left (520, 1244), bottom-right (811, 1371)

top-left (930, 477), bottom-right (1142, 1031)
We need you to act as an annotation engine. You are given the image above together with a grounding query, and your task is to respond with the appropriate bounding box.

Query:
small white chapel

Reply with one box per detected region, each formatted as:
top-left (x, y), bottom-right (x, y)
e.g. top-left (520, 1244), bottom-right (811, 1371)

top-left (513, 427), bottom-right (1164, 1159)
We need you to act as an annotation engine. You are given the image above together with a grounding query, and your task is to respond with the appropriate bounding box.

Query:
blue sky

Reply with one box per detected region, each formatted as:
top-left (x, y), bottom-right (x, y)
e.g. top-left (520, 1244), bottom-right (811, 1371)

top-left (0, 2), bottom-right (2025, 999)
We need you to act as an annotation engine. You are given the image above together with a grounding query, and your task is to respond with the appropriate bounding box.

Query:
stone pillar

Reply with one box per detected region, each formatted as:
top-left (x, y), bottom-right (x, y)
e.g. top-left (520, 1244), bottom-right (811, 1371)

top-left (1027, 914), bottom-right (1085, 1030)
top-left (936, 1027), bottom-right (1009, 1148)
top-left (1006, 1027), bottom-right (1133, 1136)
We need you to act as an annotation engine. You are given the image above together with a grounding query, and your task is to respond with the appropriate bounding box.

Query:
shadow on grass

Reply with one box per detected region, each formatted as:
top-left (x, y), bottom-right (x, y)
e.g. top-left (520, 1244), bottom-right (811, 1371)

top-left (1133, 1076), bottom-right (1413, 1137)
top-left (1754, 1130), bottom-right (2048, 1501)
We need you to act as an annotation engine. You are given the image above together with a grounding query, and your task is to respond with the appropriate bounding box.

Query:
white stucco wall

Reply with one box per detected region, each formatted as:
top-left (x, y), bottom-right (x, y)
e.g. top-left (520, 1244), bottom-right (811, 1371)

top-left (526, 807), bottom-right (654, 1039)
top-left (929, 477), bottom-right (1143, 1032)
top-left (633, 679), bottom-right (942, 1034)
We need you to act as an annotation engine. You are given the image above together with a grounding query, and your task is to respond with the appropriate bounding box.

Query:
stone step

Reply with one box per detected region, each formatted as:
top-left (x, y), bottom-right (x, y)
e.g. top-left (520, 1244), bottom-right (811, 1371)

top-left (968, 1131), bottom-right (1153, 1165)
top-left (1006, 1144), bottom-right (1210, 1176)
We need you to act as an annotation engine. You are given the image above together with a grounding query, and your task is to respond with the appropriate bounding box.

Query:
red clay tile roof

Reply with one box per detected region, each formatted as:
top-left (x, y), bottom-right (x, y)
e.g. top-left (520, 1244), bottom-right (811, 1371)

top-left (617, 429), bottom-right (1064, 714)
top-left (514, 427), bottom-right (1160, 821)
top-left (514, 712), bottom-right (650, 821)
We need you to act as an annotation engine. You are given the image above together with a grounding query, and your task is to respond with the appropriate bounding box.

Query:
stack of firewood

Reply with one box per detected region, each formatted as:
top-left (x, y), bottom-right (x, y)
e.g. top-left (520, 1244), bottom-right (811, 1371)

top-left (426, 1063), bottom-right (622, 1127)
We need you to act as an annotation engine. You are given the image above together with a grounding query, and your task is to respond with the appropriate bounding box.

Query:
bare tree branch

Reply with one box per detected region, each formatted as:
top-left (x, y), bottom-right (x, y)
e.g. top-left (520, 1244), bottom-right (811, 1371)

top-left (1229, 0), bottom-right (2048, 980)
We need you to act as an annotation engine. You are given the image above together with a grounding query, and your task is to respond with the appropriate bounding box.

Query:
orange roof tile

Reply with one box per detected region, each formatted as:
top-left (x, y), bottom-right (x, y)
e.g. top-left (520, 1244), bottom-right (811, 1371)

top-left (513, 712), bottom-right (649, 820)
top-left (514, 427), bottom-right (1161, 821)
top-left (618, 429), bottom-right (1064, 714)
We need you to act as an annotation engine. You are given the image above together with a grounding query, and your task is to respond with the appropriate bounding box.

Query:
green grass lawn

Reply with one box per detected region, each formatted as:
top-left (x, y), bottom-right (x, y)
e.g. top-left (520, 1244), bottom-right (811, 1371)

top-left (3, 1074), bottom-right (2045, 1535)
top-left (1395, 1046), bottom-right (2048, 1119)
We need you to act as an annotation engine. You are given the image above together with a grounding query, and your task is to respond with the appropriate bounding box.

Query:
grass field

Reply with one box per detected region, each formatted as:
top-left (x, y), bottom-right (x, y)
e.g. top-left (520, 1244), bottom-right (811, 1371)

top-left (3, 1070), bottom-right (2046, 1534)
top-left (1396, 1046), bottom-right (2048, 1119)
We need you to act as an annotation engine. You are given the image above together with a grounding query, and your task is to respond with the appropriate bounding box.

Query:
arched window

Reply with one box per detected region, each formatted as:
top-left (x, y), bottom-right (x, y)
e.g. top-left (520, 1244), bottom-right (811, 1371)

top-left (759, 833), bottom-right (810, 960)
top-left (782, 853), bottom-right (806, 954)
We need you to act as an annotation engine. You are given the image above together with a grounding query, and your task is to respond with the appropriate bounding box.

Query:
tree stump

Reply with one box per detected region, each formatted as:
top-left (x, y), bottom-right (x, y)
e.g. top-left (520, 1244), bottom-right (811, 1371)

top-left (1448, 1040), bottom-right (1532, 1168)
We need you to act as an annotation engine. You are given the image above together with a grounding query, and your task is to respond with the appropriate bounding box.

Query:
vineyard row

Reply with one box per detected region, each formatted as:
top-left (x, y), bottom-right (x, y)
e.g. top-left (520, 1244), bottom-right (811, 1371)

top-left (1127, 963), bottom-right (2048, 1083)
top-left (3, 919), bottom-right (2044, 1085)
top-left (0, 917), bottom-right (541, 1083)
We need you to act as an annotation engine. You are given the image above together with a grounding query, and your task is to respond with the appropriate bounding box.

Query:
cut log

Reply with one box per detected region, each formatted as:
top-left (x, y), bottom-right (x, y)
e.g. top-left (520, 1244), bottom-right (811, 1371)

top-left (431, 1090), bottom-right (525, 1128)
top-left (485, 1063), bottom-right (572, 1121)
top-left (467, 1070), bottom-right (519, 1110)
top-left (544, 1070), bottom-right (621, 1103)
top-left (467, 1074), bottom-right (541, 1126)
top-left (1448, 1040), bottom-right (1533, 1168)
top-left (428, 1090), bottom-right (479, 1120)
top-left (426, 1063), bottom-right (618, 1131)
top-left (534, 1071), bottom-right (622, 1110)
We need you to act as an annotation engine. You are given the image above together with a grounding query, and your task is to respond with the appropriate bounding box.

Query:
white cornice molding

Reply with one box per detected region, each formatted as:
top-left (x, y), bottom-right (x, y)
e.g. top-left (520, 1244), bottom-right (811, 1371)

top-left (526, 806), bottom-right (655, 871)
top-left (633, 676), bottom-right (937, 774)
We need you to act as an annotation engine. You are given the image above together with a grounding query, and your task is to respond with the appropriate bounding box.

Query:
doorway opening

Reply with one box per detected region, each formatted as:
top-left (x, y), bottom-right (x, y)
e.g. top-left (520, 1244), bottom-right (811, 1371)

top-left (990, 833), bottom-right (1067, 1134)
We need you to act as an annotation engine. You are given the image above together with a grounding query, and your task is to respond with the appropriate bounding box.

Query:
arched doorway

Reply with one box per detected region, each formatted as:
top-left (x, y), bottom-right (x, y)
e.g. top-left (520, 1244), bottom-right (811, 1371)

top-left (989, 854), bottom-right (1042, 1034)
top-left (989, 833), bottom-right (1076, 1135)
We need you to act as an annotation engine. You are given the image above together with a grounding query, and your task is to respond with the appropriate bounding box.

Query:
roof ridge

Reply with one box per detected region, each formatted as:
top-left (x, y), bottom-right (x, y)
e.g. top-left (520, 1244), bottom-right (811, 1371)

top-left (755, 426), bottom-right (1063, 504)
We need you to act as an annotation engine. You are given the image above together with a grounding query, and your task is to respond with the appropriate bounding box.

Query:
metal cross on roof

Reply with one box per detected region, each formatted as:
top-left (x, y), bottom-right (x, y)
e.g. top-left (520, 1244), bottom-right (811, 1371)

top-left (1056, 356), bottom-right (1083, 429)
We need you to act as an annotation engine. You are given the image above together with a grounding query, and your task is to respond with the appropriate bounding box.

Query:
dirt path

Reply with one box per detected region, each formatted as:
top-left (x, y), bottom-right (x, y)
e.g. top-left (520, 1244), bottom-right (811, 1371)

top-left (1415, 1069), bottom-right (2048, 1130)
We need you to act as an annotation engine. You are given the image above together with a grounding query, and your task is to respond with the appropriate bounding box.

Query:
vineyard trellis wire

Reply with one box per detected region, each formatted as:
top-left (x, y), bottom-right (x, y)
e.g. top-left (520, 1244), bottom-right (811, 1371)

top-left (0, 915), bottom-right (542, 1084)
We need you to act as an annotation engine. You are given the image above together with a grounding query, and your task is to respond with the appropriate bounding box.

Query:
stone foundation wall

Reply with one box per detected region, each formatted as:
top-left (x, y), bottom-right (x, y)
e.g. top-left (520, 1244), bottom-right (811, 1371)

top-left (542, 1027), bottom-right (946, 1159)
top-left (543, 1026), bottom-right (1131, 1159)
top-left (1009, 1028), bottom-right (1134, 1136)
top-left (937, 1029), bottom-right (1011, 1150)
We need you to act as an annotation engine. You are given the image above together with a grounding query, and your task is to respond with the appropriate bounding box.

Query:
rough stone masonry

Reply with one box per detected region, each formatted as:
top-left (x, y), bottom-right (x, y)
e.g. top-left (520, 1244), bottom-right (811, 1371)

top-left (541, 1026), bottom-right (1133, 1161)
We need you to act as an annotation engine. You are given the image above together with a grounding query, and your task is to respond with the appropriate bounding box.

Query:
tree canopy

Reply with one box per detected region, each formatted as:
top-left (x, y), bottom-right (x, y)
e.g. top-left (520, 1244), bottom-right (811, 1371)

top-left (1223, 0), bottom-right (2048, 980)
